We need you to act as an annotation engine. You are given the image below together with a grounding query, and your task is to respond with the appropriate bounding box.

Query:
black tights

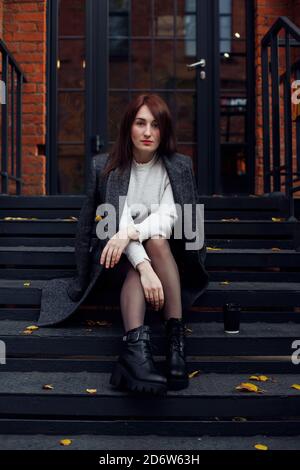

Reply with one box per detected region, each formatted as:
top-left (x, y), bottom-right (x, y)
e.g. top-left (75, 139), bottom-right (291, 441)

top-left (116, 238), bottom-right (182, 333)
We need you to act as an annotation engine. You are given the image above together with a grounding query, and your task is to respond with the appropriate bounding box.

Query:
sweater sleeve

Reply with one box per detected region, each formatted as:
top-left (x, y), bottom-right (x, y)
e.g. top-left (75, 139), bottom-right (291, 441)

top-left (132, 177), bottom-right (178, 243)
top-left (119, 197), bottom-right (152, 270)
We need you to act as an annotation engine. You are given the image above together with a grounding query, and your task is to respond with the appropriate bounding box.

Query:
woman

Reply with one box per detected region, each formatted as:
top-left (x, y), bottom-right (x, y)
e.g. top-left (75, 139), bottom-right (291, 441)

top-left (37, 94), bottom-right (209, 396)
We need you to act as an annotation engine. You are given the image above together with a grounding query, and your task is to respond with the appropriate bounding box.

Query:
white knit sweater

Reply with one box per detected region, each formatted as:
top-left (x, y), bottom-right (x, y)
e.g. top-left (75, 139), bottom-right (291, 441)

top-left (119, 153), bottom-right (178, 269)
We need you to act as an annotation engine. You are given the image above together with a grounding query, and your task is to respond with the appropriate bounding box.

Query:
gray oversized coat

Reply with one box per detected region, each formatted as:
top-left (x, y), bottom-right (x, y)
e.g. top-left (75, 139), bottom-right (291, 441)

top-left (37, 152), bottom-right (210, 327)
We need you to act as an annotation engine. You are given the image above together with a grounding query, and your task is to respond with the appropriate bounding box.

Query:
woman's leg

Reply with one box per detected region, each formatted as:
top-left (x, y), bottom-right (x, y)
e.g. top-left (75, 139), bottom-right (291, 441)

top-left (120, 261), bottom-right (146, 333)
top-left (143, 237), bottom-right (182, 320)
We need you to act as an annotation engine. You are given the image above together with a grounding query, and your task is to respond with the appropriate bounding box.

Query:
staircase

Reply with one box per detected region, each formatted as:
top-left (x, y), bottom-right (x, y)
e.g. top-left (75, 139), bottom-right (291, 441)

top-left (0, 194), bottom-right (300, 450)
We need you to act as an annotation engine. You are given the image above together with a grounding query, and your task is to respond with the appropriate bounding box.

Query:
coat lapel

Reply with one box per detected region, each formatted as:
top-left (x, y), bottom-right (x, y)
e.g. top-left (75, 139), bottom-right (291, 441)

top-left (104, 153), bottom-right (187, 233)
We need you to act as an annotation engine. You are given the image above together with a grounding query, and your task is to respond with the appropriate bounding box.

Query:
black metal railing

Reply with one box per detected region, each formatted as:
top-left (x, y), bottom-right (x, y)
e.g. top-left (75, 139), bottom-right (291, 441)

top-left (261, 16), bottom-right (300, 221)
top-left (0, 38), bottom-right (27, 195)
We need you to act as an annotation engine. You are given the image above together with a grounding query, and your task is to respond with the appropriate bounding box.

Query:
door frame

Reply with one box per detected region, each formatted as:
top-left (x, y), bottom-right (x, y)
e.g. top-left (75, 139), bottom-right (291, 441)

top-left (196, 0), bottom-right (255, 195)
top-left (46, 0), bottom-right (108, 194)
top-left (46, 0), bottom-right (255, 195)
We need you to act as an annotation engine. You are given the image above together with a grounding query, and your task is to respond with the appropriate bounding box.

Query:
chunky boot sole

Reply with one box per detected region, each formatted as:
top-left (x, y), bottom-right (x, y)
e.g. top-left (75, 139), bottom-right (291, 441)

top-left (110, 362), bottom-right (167, 395)
top-left (167, 375), bottom-right (189, 391)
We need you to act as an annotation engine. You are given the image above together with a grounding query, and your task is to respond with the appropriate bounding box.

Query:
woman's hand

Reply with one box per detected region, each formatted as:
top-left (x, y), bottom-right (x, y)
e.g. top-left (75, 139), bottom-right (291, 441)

top-left (100, 228), bottom-right (130, 268)
top-left (137, 261), bottom-right (165, 311)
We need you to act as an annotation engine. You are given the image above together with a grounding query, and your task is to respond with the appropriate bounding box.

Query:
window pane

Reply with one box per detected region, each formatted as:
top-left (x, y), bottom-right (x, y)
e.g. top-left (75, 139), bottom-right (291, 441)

top-left (109, 93), bottom-right (129, 142)
top-left (57, 144), bottom-right (85, 194)
top-left (58, 39), bottom-right (85, 89)
top-left (131, 0), bottom-right (152, 37)
top-left (153, 40), bottom-right (175, 89)
top-left (131, 40), bottom-right (152, 89)
top-left (57, 92), bottom-right (85, 142)
top-left (58, 0), bottom-right (85, 36)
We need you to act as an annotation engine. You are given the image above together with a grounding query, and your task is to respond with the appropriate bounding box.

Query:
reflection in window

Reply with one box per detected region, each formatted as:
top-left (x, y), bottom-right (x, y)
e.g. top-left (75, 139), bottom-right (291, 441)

top-left (184, 0), bottom-right (196, 57)
top-left (220, 0), bottom-right (232, 54)
top-left (109, 0), bottom-right (129, 57)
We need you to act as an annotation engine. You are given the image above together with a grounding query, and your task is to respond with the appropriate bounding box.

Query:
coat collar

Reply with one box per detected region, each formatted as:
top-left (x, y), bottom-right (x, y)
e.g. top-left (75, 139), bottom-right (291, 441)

top-left (104, 153), bottom-right (187, 232)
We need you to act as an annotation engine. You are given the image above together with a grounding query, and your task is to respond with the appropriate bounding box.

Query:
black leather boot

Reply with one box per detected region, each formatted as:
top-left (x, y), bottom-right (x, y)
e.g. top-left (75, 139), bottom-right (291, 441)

top-left (109, 324), bottom-right (167, 395)
top-left (164, 318), bottom-right (189, 390)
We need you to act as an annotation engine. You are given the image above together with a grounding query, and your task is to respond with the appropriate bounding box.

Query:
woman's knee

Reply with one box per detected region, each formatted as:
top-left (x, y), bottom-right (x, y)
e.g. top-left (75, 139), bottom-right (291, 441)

top-left (144, 237), bottom-right (171, 259)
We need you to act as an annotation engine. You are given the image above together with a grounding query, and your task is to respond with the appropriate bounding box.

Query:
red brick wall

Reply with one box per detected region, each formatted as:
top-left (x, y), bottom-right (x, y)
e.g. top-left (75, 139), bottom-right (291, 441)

top-left (3, 0), bottom-right (47, 195)
top-left (0, 1), bottom-right (4, 37)
top-left (255, 0), bottom-right (300, 195)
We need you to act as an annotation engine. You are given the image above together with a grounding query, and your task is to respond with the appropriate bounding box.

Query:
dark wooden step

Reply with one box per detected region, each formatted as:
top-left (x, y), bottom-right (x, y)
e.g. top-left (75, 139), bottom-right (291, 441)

top-left (0, 220), bottom-right (298, 239)
top-left (1, 279), bottom-right (299, 308)
top-left (1, 269), bottom-right (300, 284)
top-left (1, 320), bottom-right (300, 356)
top-left (1, 357), bottom-right (297, 374)
top-left (1, 247), bottom-right (300, 268)
top-left (0, 431), bottom-right (299, 449)
top-left (0, 194), bottom-right (291, 212)
top-left (0, 371), bottom-right (299, 418)
top-left (0, 237), bottom-right (296, 249)
top-left (1, 306), bottom-right (300, 324)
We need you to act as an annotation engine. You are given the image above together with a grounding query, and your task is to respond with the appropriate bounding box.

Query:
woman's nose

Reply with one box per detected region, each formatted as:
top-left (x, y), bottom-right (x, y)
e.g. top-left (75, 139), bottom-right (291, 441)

top-left (144, 125), bottom-right (151, 136)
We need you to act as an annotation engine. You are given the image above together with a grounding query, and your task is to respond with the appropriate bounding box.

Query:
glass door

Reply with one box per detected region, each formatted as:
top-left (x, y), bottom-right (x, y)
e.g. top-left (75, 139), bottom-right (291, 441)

top-left (48, 0), bottom-right (254, 195)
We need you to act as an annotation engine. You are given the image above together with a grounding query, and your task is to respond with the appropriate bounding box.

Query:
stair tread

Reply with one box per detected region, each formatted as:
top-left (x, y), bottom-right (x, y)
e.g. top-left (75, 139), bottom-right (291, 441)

top-left (0, 433), bottom-right (298, 450)
top-left (1, 320), bottom-right (300, 338)
top-left (1, 278), bottom-right (300, 292)
top-left (0, 246), bottom-right (299, 253)
top-left (0, 371), bottom-right (299, 396)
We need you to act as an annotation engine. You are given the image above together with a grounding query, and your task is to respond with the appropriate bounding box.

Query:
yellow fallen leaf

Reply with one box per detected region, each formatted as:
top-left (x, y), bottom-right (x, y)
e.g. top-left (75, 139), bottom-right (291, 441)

top-left (271, 217), bottom-right (285, 222)
top-left (235, 383), bottom-right (264, 393)
top-left (221, 218), bottom-right (239, 222)
top-left (271, 248), bottom-right (281, 252)
top-left (43, 384), bottom-right (54, 390)
top-left (291, 384), bottom-right (300, 390)
top-left (22, 330), bottom-right (33, 335)
top-left (60, 439), bottom-right (72, 446)
top-left (23, 281), bottom-right (31, 287)
top-left (249, 375), bottom-right (270, 382)
top-left (254, 444), bottom-right (269, 451)
top-left (4, 217), bottom-right (38, 221)
top-left (95, 215), bottom-right (103, 221)
top-left (207, 247), bottom-right (222, 251)
top-left (220, 281), bottom-right (230, 285)
top-left (25, 325), bottom-right (39, 331)
top-left (86, 389), bottom-right (97, 394)
top-left (189, 370), bottom-right (200, 379)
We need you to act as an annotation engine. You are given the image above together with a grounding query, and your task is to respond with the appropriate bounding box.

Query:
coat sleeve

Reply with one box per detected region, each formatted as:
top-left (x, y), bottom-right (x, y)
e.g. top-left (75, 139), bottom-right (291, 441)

top-left (66, 157), bottom-right (98, 301)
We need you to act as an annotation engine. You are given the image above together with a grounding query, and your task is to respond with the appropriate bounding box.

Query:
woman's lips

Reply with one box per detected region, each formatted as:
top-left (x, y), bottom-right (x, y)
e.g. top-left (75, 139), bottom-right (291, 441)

top-left (141, 141), bottom-right (153, 144)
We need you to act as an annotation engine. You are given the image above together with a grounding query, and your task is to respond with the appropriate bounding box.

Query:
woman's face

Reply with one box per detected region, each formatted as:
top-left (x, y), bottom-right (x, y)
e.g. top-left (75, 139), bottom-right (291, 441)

top-left (131, 105), bottom-right (161, 156)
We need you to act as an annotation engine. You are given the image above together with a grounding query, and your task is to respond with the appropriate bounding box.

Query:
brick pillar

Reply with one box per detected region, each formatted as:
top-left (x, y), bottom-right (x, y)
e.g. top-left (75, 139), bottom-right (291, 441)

top-left (3, 0), bottom-right (47, 195)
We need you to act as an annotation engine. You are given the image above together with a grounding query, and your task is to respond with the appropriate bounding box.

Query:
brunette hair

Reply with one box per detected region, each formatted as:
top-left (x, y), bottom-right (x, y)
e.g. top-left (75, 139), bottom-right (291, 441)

top-left (101, 94), bottom-right (177, 177)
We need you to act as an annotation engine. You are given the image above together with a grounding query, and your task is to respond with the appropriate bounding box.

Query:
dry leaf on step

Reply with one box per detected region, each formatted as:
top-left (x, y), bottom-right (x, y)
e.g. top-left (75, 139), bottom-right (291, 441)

top-left (60, 439), bottom-right (72, 446)
top-left (291, 384), bottom-right (300, 390)
top-left (188, 370), bottom-right (200, 379)
top-left (254, 444), bottom-right (269, 451)
top-left (235, 383), bottom-right (264, 393)
top-left (42, 384), bottom-right (54, 390)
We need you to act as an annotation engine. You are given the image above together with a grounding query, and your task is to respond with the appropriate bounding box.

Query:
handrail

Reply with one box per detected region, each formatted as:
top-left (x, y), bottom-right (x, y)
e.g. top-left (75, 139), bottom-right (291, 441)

top-left (261, 16), bottom-right (300, 222)
top-left (0, 38), bottom-right (27, 195)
